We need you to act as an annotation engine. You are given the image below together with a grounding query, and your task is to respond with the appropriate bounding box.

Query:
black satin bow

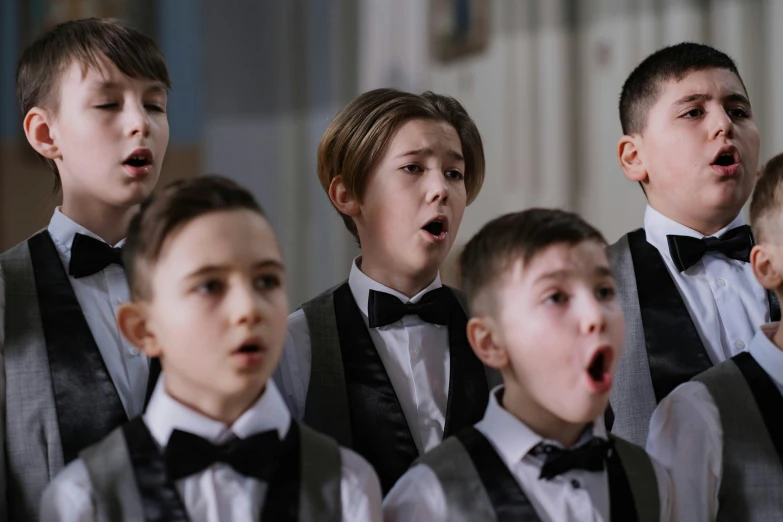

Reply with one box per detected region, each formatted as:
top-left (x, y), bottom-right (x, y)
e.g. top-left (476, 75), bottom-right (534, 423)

top-left (536, 437), bottom-right (612, 480)
top-left (667, 225), bottom-right (754, 272)
top-left (68, 233), bottom-right (124, 278)
top-left (367, 287), bottom-right (451, 328)
top-left (164, 429), bottom-right (282, 481)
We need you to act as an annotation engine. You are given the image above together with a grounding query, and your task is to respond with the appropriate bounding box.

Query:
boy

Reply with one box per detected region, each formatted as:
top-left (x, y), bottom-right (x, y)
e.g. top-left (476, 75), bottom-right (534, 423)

top-left (0, 18), bottom-right (170, 520)
top-left (275, 88), bottom-right (498, 493)
top-left (40, 176), bottom-right (383, 521)
top-left (609, 42), bottom-right (776, 445)
top-left (384, 209), bottom-right (671, 521)
top-left (646, 153), bottom-right (783, 521)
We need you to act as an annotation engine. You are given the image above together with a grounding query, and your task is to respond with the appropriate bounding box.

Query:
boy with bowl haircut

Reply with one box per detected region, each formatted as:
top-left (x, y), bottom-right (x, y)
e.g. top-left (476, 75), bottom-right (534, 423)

top-left (646, 153), bottom-right (783, 521)
top-left (609, 42), bottom-right (775, 445)
top-left (0, 18), bottom-right (170, 520)
top-left (41, 176), bottom-right (383, 521)
top-left (384, 209), bottom-right (671, 521)
top-left (276, 88), bottom-right (499, 493)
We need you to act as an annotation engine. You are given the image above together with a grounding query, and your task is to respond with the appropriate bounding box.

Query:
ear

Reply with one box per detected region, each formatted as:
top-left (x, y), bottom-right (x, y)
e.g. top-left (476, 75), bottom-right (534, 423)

top-left (328, 175), bottom-right (360, 218)
top-left (23, 108), bottom-right (61, 161)
top-left (117, 302), bottom-right (163, 358)
top-left (750, 244), bottom-right (782, 290)
top-left (617, 134), bottom-right (647, 183)
top-left (466, 316), bottom-right (508, 370)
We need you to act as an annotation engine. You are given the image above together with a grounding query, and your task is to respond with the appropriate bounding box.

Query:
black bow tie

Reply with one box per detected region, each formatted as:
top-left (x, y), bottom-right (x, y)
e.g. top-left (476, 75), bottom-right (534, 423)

top-left (164, 429), bottom-right (282, 481)
top-left (535, 437), bottom-right (612, 481)
top-left (667, 224), bottom-right (754, 272)
top-left (367, 287), bottom-right (451, 328)
top-left (68, 233), bottom-right (124, 278)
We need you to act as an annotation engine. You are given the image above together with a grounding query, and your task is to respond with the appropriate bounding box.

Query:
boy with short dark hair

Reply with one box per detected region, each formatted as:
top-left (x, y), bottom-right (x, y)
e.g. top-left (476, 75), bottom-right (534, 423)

top-left (41, 176), bottom-right (383, 522)
top-left (0, 18), bottom-right (170, 520)
top-left (646, 153), bottom-right (783, 521)
top-left (384, 208), bottom-right (671, 521)
top-left (275, 88), bottom-right (498, 494)
top-left (609, 42), bottom-right (775, 445)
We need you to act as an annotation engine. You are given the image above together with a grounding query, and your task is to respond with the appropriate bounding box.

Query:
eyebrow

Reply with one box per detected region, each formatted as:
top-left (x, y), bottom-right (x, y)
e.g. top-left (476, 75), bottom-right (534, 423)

top-left (395, 147), bottom-right (465, 162)
top-left (673, 92), bottom-right (750, 107)
top-left (88, 80), bottom-right (168, 95)
top-left (534, 265), bottom-right (614, 282)
top-left (184, 259), bottom-right (285, 279)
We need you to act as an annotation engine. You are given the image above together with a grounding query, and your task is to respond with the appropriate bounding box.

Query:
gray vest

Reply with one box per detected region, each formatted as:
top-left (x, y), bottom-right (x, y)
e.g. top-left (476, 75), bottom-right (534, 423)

top-left (694, 357), bottom-right (783, 521)
top-left (80, 420), bottom-right (343, 522)
top-left (419, 432), bottom-right (660, 522)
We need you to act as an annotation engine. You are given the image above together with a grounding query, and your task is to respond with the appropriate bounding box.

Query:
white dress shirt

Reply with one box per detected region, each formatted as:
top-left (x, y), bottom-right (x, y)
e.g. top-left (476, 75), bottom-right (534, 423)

top-left (383, 386), bottom-right (672, 522)
top-left (40, 379), bottom-right (383, 522)
top-left (643, 205), bottom-right (769, 365)
top-left (0, 208), bottom-right (149, 417)
top-left (646, 322), bottom-right (783, 522)
top-left (274, 258), bottom-right (450, 455)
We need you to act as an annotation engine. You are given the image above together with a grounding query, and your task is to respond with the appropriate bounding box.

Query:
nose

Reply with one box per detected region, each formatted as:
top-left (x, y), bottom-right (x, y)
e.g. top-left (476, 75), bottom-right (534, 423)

top-left (125, 101), bottom-right (151, 139)
top-left (231, 281), bottom-right (262, 327)
top-left (580, 296), bottom-right (607, 336)
top-left (425, 169), bottom-right (450, 204)
top-left (710, 108), bottom-right (735, 140)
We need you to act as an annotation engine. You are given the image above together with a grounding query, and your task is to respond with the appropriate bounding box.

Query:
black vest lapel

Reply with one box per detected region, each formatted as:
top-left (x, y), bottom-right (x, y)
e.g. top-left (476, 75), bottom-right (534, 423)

top-left (442, 288), bottom-right (491, 437)
top-left (733, 352), bottom-right (783, 467)
top-left (627, 229), bottom-right (711, 402)
top-left (29, 231), bottom-right (127, 464)
top-left (606, 440), bottom-right (640, 522)
top-left (333, 282), bottom-right (418, 493)
top-left (123, 418), bottom-right (190, 522)
top-left (768, 292), bottom-right (780, 322)
top-left (260, 422), bottom-right (301, 522)
top-left (455, 427), bottom-right (542, 521)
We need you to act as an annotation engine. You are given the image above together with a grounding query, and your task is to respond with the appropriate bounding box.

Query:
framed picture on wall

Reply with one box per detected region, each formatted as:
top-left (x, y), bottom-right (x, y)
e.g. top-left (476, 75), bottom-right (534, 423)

top-left (21, 0), bottom-right (157, 46)
top-left (430, 0), bottom-right (491, 63)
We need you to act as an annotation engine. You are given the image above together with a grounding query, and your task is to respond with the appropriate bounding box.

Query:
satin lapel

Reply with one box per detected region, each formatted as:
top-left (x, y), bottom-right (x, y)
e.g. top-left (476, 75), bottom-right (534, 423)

top-left (29, 231), bottom-right (128, 464)
top-left (627, 229), bottom-right (711, 403)
top-left (606, 440), bottom-right (640, 522)
top-left (733, 352), bottom-right (783, 467)
top-left (333, 283), bottom-right (418, 494)
top-left (260, 422), bottom-right (300, 522)
top-left (455, 427), bottom-right (542, 521)
top-left (443, 288), bottom-right (490, 437)
top-left (123, 418), bottom-right (190, 522)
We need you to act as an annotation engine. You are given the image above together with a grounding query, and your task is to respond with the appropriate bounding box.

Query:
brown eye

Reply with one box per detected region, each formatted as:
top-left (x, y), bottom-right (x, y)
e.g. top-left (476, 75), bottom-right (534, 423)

top-left (197, 280), bottom-right (223, 295)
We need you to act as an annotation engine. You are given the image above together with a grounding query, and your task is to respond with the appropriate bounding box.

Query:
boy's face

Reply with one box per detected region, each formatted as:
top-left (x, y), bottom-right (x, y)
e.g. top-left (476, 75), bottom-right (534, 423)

top-left (357, 118), bottom-right (467, 282)
top-left (42, 53), bottom-right (169, 208)
top-left (127, 209), bottom-right (289, 406)
top-left (487, 241), bottom-right (624, 426)
top-left (623, 68), bottom-right (759, 231)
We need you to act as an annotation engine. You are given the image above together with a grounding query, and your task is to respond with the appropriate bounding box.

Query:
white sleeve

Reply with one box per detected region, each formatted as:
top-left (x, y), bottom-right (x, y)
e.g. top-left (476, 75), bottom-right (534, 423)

top-left (646, 381), bottom-right (722, 522)
top-left (272, 309), bottom-right (312, 420)
top-left (39, 459), bottom-right (97, 522)
top-left (339, 448), bottom-right (383, 522)
top-left (382, 464), bottom-right (448, 522)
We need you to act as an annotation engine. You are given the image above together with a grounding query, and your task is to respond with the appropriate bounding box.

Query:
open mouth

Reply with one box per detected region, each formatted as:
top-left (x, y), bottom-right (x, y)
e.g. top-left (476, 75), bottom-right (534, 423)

top-left (711, 146), bottom-right (739, 170)
top-left (585, 346), bottom-right (613, 392)
top-left (235, 343), bottom-right (262, 354)
top-left (713, 153), bottom-right (737, 167)
top-left (422, 217), bottom-right (448, 240)
top-left (123, 149), bottom-right (153, 168)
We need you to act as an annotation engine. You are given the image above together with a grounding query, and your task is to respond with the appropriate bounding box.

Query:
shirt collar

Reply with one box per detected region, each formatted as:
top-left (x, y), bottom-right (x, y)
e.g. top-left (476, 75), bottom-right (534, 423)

top-left (749, 323), bottom-right (783, 389)
top-left (347, 256), bottom-right (442, 320)
top-left (643, 204), bottom-right (746, 264)
top-left (476, 386), bottom-right (607, 467)
top-left (144, 378), bottom-right (291, 448)
top-left (48, 207), bottom-right (126, 258)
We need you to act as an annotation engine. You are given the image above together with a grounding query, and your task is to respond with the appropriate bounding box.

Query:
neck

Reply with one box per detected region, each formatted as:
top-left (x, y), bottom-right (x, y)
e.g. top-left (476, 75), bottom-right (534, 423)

top-left (501, 379), bottom-right (589, 449)
top-left (648, 201), bottom-right (739, 237)
top-left (163, 373), bottom-right (265, 426)
top-left (60, 195), bottom-right (138, 246)
top-left (358, 255), bottom-right (439, 299)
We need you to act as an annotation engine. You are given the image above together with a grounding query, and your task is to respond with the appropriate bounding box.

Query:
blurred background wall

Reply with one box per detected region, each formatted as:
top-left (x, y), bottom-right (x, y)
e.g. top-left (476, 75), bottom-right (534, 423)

top-left (2, 0), bottom-right (782, 308)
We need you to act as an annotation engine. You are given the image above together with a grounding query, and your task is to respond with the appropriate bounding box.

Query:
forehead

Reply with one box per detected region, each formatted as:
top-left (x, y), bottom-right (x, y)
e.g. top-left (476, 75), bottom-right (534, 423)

top-left (56, 53), bottom-right (166, 96)
top-left (158, 210), bottom-right (281, 268)
top-left (507, 241), bottom-right (610, 284)
top-left (653, 68), bottom-right (746, 106)
top-left (385, 118), bottom-right (462, 153)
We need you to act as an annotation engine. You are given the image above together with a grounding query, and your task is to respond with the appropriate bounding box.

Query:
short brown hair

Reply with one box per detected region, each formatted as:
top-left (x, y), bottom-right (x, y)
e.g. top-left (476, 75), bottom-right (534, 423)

top-left (750, 153), bottom-right (783, 243)
top-left (124, 176), bottom-right (266, 299)
top-left (459, 208), bottom-right (606, 313)
top-left (16, 18), bottom-right (170, 189)
top-left (317, 88), bottom-right (485, 241)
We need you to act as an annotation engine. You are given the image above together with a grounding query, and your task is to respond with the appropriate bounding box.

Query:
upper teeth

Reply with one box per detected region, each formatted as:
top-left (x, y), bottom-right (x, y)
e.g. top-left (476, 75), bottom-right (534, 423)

top-left (132, 156), bottom-right (144, 160)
